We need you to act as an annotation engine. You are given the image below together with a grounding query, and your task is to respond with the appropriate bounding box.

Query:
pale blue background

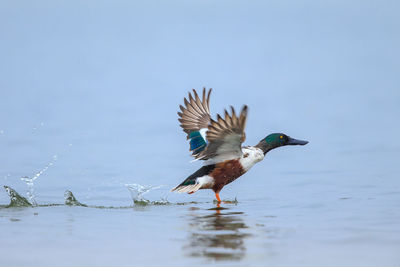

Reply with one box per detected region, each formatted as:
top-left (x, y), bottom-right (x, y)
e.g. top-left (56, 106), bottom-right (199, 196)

top-left (0, 1), bottom-right (399, 266)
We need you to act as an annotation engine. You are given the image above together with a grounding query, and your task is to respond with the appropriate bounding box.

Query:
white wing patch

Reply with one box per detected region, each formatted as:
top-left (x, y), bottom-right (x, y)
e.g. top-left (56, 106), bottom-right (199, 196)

top-left (199, 128), bottom-right (208, 141)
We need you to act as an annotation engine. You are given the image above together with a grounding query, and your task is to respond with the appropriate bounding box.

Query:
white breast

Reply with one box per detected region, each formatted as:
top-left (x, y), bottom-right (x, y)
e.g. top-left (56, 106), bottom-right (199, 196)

top-left (239, 146), bottom-right (264, 172)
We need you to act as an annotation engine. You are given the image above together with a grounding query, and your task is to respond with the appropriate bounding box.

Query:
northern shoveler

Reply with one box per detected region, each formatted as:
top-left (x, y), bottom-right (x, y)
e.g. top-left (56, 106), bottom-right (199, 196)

top-left (171, 88), bottom-right (308, 202)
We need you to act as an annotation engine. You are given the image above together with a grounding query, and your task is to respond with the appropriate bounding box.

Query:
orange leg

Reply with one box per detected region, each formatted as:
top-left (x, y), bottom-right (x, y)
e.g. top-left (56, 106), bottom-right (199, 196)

top-left (215, 192), bottom-right (221, 202)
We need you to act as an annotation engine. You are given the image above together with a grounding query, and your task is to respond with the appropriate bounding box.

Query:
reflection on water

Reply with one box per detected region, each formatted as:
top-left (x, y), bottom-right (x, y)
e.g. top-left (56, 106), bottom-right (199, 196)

top-left (185, 206), bottom-right (251, 261)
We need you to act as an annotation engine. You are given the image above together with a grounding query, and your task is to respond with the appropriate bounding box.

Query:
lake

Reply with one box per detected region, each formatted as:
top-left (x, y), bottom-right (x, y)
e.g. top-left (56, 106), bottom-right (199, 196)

top-left (0, 1), bottom-right (399, 266)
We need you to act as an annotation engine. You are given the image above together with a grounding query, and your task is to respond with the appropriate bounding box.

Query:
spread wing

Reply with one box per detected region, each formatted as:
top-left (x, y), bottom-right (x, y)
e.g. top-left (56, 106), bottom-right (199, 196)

top-left (178, 88), bottom-right (212, 158)
top-left (198, 105), bottom-right (248, 161)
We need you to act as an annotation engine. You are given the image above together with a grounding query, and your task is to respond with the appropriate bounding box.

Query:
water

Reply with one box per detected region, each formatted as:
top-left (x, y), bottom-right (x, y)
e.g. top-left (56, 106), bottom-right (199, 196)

top-left (1, 1), bottom-right (400, 266)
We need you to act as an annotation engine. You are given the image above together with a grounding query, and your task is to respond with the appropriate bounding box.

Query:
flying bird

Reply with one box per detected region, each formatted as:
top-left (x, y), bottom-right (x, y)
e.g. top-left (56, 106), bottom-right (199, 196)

top-left (171, 88), bottom-right (308, 202)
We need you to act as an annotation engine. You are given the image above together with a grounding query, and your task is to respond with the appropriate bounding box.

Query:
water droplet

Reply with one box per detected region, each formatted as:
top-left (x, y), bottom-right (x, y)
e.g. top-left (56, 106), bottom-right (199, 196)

top-left (125, 183), bottom-right (163, 204)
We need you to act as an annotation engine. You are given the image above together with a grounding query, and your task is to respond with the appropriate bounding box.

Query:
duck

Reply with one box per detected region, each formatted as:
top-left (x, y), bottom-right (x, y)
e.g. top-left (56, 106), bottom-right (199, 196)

top-left (171, 88), bottom-right (308, 202)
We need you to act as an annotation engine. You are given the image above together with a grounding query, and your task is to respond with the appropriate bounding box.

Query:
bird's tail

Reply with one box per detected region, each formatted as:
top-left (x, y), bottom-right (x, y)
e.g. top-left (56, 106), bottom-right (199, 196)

top-left (171, 173), bottom-right (202, 193)
top-left (171, 165), bottom-right (216, 194)
top-left (171, 182), bottom-right (201, 194)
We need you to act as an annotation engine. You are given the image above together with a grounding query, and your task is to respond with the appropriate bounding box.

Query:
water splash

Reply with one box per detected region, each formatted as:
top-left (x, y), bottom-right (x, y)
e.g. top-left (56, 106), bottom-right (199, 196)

top-left (1, 185), bottom-right (214, 209)
top-left (3, 186), bottom-right (32, 207)
top-left (20, 176), bottom-right (37, 206)
top-left (64, 190), bottom-right (87, 207)
top-left (125, 183), bottom-right (166, 205)
top-left (20, 155), bottom-right (58, 206)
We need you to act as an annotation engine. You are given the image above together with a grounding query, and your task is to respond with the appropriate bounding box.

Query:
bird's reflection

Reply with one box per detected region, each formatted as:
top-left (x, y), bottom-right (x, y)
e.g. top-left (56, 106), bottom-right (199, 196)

top-left (185, 205), bottom-right (250, 261)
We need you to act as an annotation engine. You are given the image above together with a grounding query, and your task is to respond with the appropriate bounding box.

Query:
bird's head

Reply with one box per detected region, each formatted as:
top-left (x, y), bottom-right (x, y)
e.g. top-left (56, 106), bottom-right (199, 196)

top-left (256, 133), bottom-right (308, 154)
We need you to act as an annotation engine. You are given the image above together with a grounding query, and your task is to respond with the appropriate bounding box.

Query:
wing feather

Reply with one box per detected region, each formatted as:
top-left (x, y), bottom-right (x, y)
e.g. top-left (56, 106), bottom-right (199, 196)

top-left (178, 88), bottom-right (212, 135)
top-left (198, 105), bottom-right (248, 161)
top-left (178, 88), bottom-right (248, 162)
top-left (178, 88), bottom-right (212, 158)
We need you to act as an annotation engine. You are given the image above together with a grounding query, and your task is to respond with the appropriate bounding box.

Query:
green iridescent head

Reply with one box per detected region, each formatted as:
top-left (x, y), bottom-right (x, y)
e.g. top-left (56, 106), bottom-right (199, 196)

top-left (256, 133), bottom-right (308, 154)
